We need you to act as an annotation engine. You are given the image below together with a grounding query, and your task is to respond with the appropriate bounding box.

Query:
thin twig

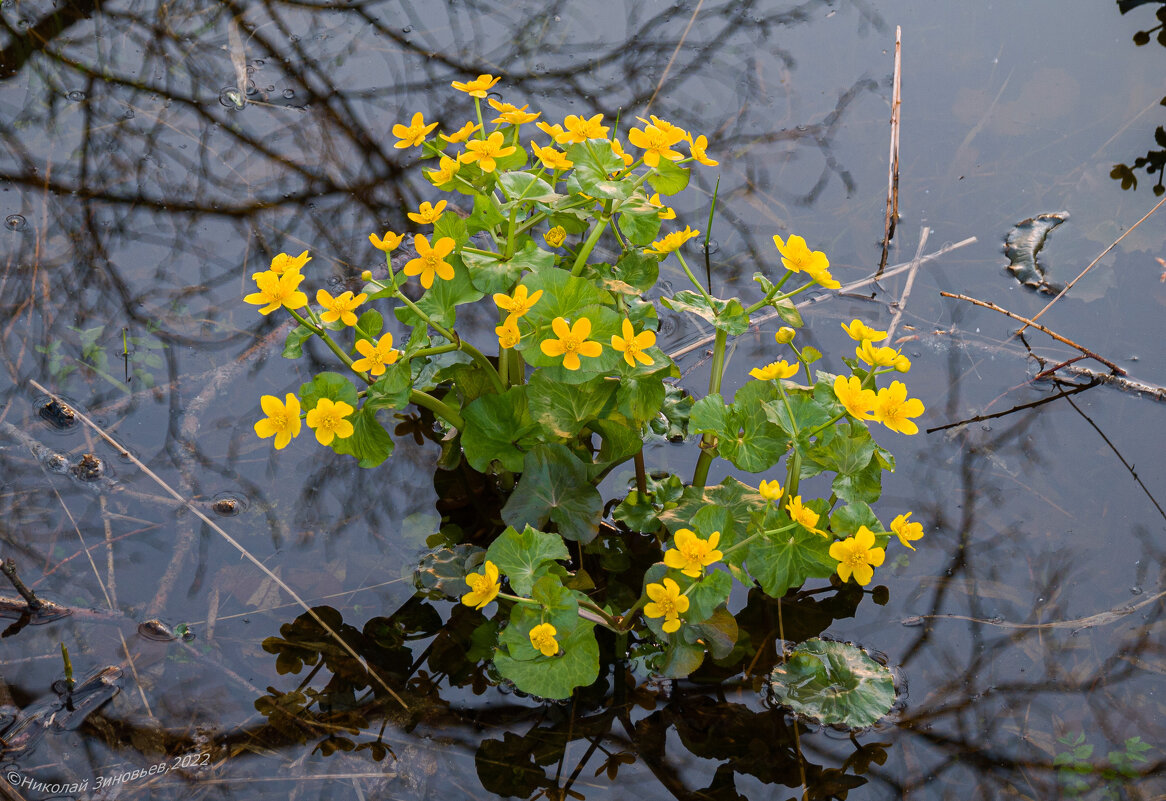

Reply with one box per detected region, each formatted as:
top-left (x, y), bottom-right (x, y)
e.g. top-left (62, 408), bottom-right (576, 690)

top-left (643, 0), bottom-right (706, 116)
top-left (885, 225), bottom-right (926, 343)
top-left (1, 558), bottom-right (43, 611)
top-left (27, 380), bottom-right (409, 710)
top-left (939, 291), bottom-right (1126, 374)
top-left (667, 236), bottom-right (977, 360)
top-left (1055, 363), bottom-right (1166, 401)
top-left (877, 25), bottom-right (902, 276)
top-left (1015, 195), bottom-right (1166, 334)
top-left (925, 379), bottom-right (1097, 433)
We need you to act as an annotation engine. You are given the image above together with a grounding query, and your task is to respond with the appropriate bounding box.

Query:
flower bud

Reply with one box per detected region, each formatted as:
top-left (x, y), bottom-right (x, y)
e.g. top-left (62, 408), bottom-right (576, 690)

top-left (775, 327), bottom-right (796, 344)
top-left (544, 225), bottom-right (567, 248)
top-left (894, 354), bottom-right (911, 373)
top-left (360, 270), bottom-right (372, 282)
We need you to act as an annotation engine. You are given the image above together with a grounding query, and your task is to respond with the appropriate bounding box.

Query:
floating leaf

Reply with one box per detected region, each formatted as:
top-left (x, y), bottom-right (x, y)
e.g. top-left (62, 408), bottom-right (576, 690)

top-left (461, 387), bottom-right (538, 473)
top-left (765, 639), bottom-right (896, 729)
top-left (484, 526), bottom-right (570, 597)
top-left (502, 444), bottom-right (603, 543)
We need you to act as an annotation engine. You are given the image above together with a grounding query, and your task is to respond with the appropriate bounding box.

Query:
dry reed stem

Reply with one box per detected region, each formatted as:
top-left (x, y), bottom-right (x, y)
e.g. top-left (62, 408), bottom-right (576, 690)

top-left (27, 379), bottom-right (408, 710)
top-left (884, 225), bottom-right (926, 343)
top-left (877, 25), bottom-right (902, 276)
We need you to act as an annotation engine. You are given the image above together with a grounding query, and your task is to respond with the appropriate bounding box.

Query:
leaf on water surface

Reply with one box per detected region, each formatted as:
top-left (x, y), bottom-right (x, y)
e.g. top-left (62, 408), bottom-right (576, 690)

top-left (765, 639), bottom-right (896, 729)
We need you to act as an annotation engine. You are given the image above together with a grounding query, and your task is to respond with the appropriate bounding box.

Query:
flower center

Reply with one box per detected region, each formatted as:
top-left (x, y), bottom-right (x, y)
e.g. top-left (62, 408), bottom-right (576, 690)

top-left (848, 552), bottom-right (866, 566)
top-left (321, 414), bottom-right (336, 429)
top-left (563, 336), bottom-right (581, 353)
top-left (657, 598), bottom-right (677, 616)
top-left (423, 254), bottom-right (439, 269)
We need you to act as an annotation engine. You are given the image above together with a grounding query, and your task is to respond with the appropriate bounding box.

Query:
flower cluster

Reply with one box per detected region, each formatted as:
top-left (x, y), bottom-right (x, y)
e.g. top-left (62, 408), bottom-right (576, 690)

top-left (244, 72), bottom-right (930, 698)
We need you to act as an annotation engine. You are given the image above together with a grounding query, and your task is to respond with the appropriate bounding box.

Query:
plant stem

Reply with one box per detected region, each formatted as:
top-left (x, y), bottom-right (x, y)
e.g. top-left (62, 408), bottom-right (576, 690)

top-left (633, 449), bottom-right (648, 495)
top-left (691, 327), bottom-right (728, 488)
top-left (409, 390), bottom-right (463, 430)
top-left (675, 252), bottom-right (717, 310)
top-left (571, 213), bottom-right (610, 275)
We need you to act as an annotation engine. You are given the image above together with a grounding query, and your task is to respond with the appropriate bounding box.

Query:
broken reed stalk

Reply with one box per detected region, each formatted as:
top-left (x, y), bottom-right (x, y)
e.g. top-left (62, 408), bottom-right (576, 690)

top-left (27, 380), bottom-right (408, 710)
top-left (1015, 194), bottom-right (1166, 334)
top-left (877, 25), bottom-right (902, 276)
top-left (1, 557), bottom-right (43, 611)
top-left (939, 292), bottom-right (1126, 375)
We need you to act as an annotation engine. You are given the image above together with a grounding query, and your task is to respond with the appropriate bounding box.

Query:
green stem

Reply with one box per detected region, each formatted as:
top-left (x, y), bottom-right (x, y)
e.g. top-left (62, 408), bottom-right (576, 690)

top-left (570, 212), bottom-right (611, 275)
top-left (675, 252), bottom-right (716, 310)
top-left (691, 327), bottom-right (728, 489)
top-left (408, 390), bottom-right (463, 430)
top-left (804, 412), bottom-right (846, 440)
top-left (287, 308), bottom-right (362, 377)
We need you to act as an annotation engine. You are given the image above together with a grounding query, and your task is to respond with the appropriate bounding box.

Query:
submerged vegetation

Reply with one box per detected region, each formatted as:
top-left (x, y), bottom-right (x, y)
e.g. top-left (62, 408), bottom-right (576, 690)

top-left (246, 76), bottom-right (926, 703)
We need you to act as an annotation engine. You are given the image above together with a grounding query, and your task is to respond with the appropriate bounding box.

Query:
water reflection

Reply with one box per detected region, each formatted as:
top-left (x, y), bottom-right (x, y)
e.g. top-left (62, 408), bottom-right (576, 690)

top-left (0, 0), bottom-right (1164, 799)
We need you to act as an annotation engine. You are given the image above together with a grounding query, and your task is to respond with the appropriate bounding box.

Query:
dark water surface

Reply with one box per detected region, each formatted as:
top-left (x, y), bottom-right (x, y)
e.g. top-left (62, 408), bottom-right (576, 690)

top-left (1, 1), bottom-right (1164, 798)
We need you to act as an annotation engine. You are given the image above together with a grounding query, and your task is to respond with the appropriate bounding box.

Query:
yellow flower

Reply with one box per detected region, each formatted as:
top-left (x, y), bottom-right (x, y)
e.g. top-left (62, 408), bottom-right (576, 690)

top-left (559, 113), bottom-right (609, 144)
top-left (486, 98), bottom-right (522, 115)
top-left (440, 121), bottom-right (480, 144)
top-left (461, 560), bottom-right (501, 609)
top-left (305, 397), bottom-right (355, 446)
top-left (610, 318), bottom-right (656, 367)
top-left (787, 496), bottom-right (827, 537)
top-left (316, 289), bottom-right (367, 327)
top-left (269, 250), bottom-right (311, 276)
top-left (407, 200), bottom-right (447, 225)
top-left (804, 261), bottom-right (841, 289)
top-left (833, 375), bottom-right (877, 420)
top-left (610, 138), bottom-right (634, 166)
top-left (491, 103), bottom-right (540, 126)
top-left (392, 111), bottom-right (438, 149)
top-left (645, 226), bottom-right (700, 256)
top-left (663, 529), bottom-right (722, 578)
top-left (528, 622), bottom-right (559, 657)
top-left (544, 225), bottom-right (567, 248)
top-left (890, 512), bottom-right (924, 551)
top-left (687, 134), bottom-right (718, 166)
top-left (648, 192), bottom-right (676, 220)
top-left (450, 74), bottom-right (500, 98)
top-left (856, 340), bottom-right (900, 367)
top-left (403, 235), bottom-right (456, 289)
top-left (893, 354), bottom-right (911, 373)
top-left (369, 231), bottom-right (405, 252)
top-left (530, 140), bottom-right (573, 170)
top-left (492, 284), bottom-right (543, 320)
top-left (874, 381), bottom-right (925, 435)
top-left (496, 321), bottom-right (521, 350)
top-left (773, 234), bottom-right (828, 275)
top-left (627, 123), bottom-right (687, 168)
top-left (749, 360), bottom-right (799, 381)
top-left (775, 327), bottom-right (796, 344)
top-left (644, 577), bottom-right (689, 633)
top-left (425, 156), bottom-right (461, 185)
top-left (841, 319), bottom-right (887, 342)
top-left (352, 334), bottom-right (400, 376)
top-left (244, 270), bottom-right (308, 315)
top-left (540, 316), bottom-right (603, 371)
top-left (758, 480), bottom-right (784, 502)
top-left (536, 121), bottom-right (567, 141)
top-left (254, 393), bottom-right (301, 450)
top-left (460, 131), bottom-right (517, 173)
top-left (636, 114), bottom-right (687, 139)
top-left (829, 526), bottom-right (885, 586)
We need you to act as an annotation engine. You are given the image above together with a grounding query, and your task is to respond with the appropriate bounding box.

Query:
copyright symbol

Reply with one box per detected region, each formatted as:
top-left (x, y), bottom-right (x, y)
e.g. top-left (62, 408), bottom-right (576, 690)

top-left (6, 771), bottom-right (19, 785)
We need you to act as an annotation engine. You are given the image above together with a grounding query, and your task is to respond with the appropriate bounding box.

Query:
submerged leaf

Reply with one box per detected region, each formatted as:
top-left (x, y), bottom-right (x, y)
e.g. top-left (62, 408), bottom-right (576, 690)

top-left (766, 639), bottom-right (896, 729)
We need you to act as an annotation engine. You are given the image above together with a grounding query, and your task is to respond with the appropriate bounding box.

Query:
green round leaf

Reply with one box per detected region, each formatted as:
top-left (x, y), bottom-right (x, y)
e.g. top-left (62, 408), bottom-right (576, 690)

top-left (766, 639), bottom-right (896, 729)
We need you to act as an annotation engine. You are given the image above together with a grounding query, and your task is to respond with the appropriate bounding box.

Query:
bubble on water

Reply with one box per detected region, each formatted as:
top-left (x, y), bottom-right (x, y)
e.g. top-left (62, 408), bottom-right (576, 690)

top-left (5, 214), bottom-right (27, 231)
top-left (700, 239), bottom-right (719, 255)
top-left (124, 108), bottom-right (135, 119)
top-left (218, 87), bottom-right (245, 109)
top-left (282, 89), bottom-right (295, 99)
top-left (402, 25), bottom-right (413, 33)
top-left (67, 90), bottom-right (86, 101)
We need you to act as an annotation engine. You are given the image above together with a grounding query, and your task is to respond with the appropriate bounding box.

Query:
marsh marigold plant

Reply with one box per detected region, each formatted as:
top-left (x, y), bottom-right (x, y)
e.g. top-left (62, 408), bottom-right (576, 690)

top-left (243, 75), bottom-right (930, 701)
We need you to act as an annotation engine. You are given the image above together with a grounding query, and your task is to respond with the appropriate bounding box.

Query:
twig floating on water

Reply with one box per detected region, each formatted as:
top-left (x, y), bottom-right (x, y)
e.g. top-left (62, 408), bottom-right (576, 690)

top-left (939, 291), bottom-right (1126, 375)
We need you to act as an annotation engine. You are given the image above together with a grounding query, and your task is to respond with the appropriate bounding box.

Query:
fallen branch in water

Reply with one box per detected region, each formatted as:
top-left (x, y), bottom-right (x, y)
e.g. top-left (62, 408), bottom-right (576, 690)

top-left (939, 291), bottom-right (1126, 375)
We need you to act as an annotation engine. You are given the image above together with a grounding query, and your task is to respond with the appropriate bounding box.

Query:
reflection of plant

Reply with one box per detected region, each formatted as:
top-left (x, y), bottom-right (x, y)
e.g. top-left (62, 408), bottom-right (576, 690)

top-left (1054, 731), bottom-right (1152, 798)
top-left (36, 323), bottom-right (166, 390)
top-left (243, 76), bottom-right (930, 702)
top-left (1112, 3), bottom-right (1166, 194)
